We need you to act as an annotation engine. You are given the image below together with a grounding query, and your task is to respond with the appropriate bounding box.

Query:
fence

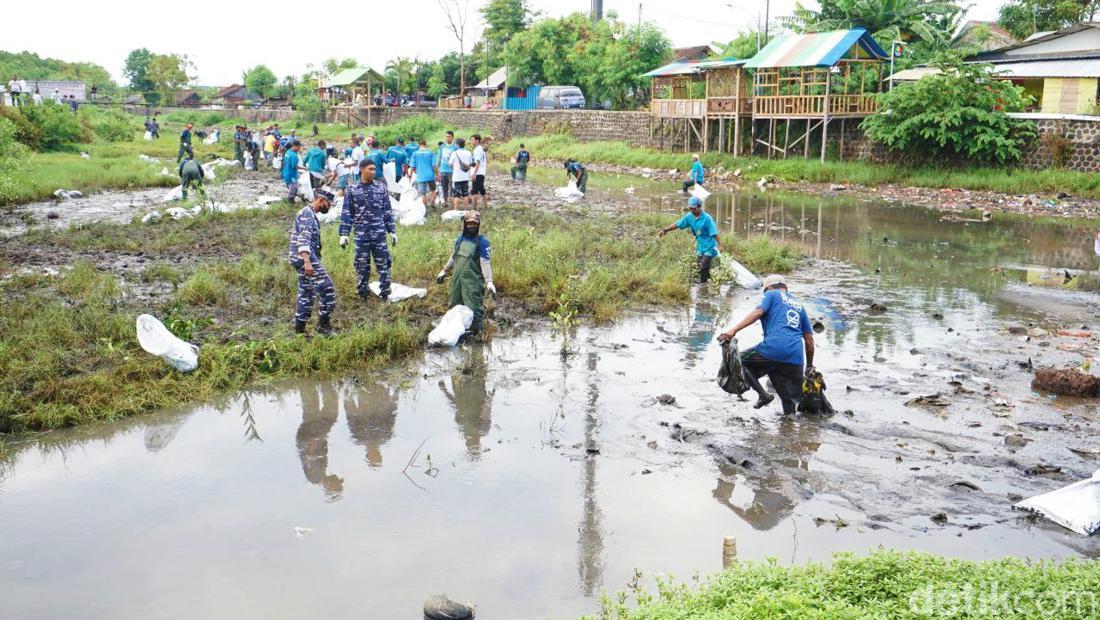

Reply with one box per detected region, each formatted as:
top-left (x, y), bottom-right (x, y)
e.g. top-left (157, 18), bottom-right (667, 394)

top-left (505, 86), bottom-right (540, 111)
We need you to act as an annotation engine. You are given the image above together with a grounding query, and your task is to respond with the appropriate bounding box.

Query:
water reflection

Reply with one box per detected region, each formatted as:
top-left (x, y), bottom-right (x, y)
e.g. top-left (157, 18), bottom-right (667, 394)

top-left (578, 351), bottom-right (605, 595)
top-left (295, 382), bottom-right (344, 501)
top-left (438, 347), bottom-right (494, 457)
top-left (683, 300), bottom-right (718, 367)
top-left (345, 379), bottom-right (398, 468)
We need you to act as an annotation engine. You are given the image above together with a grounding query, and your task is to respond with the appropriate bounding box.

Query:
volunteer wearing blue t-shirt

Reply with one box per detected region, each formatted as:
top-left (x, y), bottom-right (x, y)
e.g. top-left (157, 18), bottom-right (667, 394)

top-left (437, 131), bottom-right (459, 203)
top-left (683, 153), bottom-right (705, 192)
top-left (718, 275), bottom-right (816, 414)
top-left (408, 138), bottom-right (439, 203)
top-left (657, 196), bottom-right (721, 283)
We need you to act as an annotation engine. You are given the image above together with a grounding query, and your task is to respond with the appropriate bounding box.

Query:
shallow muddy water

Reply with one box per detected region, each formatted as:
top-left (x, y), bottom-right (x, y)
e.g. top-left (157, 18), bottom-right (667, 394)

top-left (3, 178), bottom-right (1100, 618)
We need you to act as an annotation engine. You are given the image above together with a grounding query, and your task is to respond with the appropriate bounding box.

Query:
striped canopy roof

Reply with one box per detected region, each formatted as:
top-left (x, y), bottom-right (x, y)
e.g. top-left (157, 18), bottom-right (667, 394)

top-left (743, 29), bottom-right (888, 69)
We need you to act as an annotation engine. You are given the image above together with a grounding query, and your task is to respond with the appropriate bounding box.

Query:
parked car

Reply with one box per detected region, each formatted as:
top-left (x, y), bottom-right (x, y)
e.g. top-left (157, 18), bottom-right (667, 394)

top-left (536, 86), bottom-right (586, 109)
top-left (401, 95), bottom-right (437, 108)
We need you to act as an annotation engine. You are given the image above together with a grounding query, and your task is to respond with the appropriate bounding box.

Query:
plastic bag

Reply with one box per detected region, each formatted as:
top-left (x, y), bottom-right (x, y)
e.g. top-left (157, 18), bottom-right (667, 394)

top-left (395, 187), bottom-right (426, 226)
top-left (717, 338), bottom-right (750, 398)
top-left (161, 185), bottom-right (184, 203)
top-left (368, 281), bottom-right (427, 303)
top-left (554, 181), bottom-right (584, 201)
top-left (143, 130), bottom-right (153, 141)
top-left (201, 163), bottom-right (216, 180)
top-left (141, 211), bottom-right (161, 224)
top-left (1014, 469), bottom-right (1100, 536)
top-left (729, 258), bottom-right (761, 289)
top-left (136, 314), bottom-right (199, 372)
top-left (798, 368), bottom-right (836, 415)
top-left (428, 305), bottom-right (474, 346)
top-left (297, 170), bottom-right (315, 202)
top-left (691, 184), bottom-right (711, 201)
top-left (441, 210), bottom-right (467, 222)
top-left (383, 161), bottom-right (399, 192)
top-left (165, 207), bottom-right (193, 220)
top-left (272, 155), bottom-right (283, 170)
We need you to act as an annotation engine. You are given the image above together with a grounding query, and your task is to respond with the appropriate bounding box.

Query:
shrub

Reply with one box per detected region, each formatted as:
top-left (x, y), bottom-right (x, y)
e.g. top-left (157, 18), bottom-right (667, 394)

top-left (368, 114), bottom-right (444, 146)
top-left (160, 110), bottom-right (229, 126)
top-left (861, 53), bottom-right (1036, 165)
top-left (0, 106), bottom-right (43, 150)
top-left (0, 118), bottom-right (29, 205)
top-left (79, 107), bottom-right (136, 142)
top-left (1039, 126), bottom-right (1072, 169)
top-left (293, 93), bottom-right (325, 124)
top-left (20, 101), bottom-right (91, 150)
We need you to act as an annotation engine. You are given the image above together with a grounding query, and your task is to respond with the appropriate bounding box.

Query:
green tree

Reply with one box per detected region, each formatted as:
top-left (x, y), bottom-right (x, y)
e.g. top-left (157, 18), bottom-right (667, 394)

top-left (123, 48), bottom-right (156, 103)
top-left (0, 51), bottom-right (116, 95)
top-left (244, 65), bottom-right (278, 99)
top-left (427, 63), bottom-right (448, 98)
top-left (146, 54), bottom-right (192, 106)
top-left (322, 57), bottom-right (359, 76)
top-left (998, 0), bottom-right (1099, 40)
top-left (714, 30), bottom-right (764, 59)
top-left (386, 57), bottom-right (416, 95)
top-left (792, 0), bottom-right (963, 48)
top-left (0, 118), bottom-right (29, 204)
top-left (481, 0), bottom-right (531, 49)
top-left (860, 53), bottom-right (1037, 164)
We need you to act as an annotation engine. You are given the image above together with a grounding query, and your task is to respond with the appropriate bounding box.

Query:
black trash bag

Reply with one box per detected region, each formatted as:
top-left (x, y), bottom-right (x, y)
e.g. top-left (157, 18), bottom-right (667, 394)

top-left (798, 368), bottom-right (836, 415)
top-left (718, 338), bottom-right (750, 399)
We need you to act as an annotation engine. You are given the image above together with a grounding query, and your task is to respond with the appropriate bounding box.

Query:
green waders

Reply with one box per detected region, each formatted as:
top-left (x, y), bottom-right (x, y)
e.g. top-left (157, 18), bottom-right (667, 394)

top-left (180, 160), bottom-right (204, 200)
top-left (449, 238), bottom-right (485, 332)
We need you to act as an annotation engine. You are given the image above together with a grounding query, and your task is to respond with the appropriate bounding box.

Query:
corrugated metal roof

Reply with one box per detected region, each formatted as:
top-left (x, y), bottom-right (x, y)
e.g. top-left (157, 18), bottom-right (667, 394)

top-left (642, 58), bottom-right (743, 78)
top-left (743, 28), bottom-right (888, 68)
top-left (324, 67), bottom-right (385, 87)
top-left (472, 66), bottom-right (507, 89)
top-left (891, 57), bottom-right (1100, 81)
top-left (888, 67), bottom-right (940, 81)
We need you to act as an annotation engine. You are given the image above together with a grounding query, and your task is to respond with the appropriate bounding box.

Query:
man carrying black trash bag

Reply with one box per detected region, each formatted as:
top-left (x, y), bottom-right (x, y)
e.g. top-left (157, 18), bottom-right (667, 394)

top-left (717, 275), bottom-right (816, 414)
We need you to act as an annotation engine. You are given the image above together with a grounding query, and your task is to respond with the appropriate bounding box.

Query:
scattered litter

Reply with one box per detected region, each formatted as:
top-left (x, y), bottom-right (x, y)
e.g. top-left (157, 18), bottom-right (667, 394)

top-left (904, 393), bottom-right (950, 408)
top-left (79, 152), bottom-right (90, 159)
top-left (52, 189), bottom-right (82, 200)
top-left (393, 186), bottom-right (426, 226)
top-left (656, 394), bottom-right (677, 405)
top-left (1031, 367), bottom-right (1100, 397)
top-left (441, 209), bottom-right (467, 222)
top-left (157, 167), bottom-right (172, 177)
top-left (161, 185), bottom-right (184, 203)
top-left (950, 481), bottom-right (982, 492)
top-left (930, 512), bottom-right (948, 524)
top-left (690, 184), bottom-right (711, 201)
top-left (367, 281), bottom-right (427, 303)
top-left (798, 368), bottom-right (836, 415)
top-left (1014, 469), bottom-right (1100, 535)
top-left (728, 258), bottom-right (761, 289)
top-left (869, 302), bottom-right (888, 314)
top-left (201, 164), bottom-right (216, 180)
top-left (138, 154), bottom-right (158, 162)
top-left (423, 594), bottom-right (475, 620)
top-left (428, 305), bottom-right (474, 347)
top-left (141, 211), bottom-right (161, 224)
top-left (135, 314), bottom-right (199, 372)
top-left (143, 131), bottom-right (153, 141)
top-left (554, 180), bottom-right (585, 202)
top-left (207, 158), bottom-right (241, 168)
top-left (165, 207), bottom-right (193, 220)
top-left (717, 338), bottom-right (749, 398)
top-left (1005, 434), bottom-right (1031, 449)
top-left (296, 170), bottom-right (315, 202)
top-left (1056, 329), bottom-right (1092, 338)
top-left (1069, 447), bottom-right (1100, 460)
top-left (256, 196), bottom-right (281, 205)
top-left (293, 526), bottom-right (313, 537)
top-left (624, 186), bottom-right (636, 194)
top-left (1024, 463), bottom-right (1062, 476)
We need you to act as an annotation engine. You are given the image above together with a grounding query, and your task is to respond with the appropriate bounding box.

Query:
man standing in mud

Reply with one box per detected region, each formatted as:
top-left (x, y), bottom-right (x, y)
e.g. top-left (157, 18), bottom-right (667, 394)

top-left (718, 275), bottom-right (815, 414)
top-left (657, 196), bottom-right (721, 283)
top-left (289, 188), bottom-right (337, 336)
top-left (565, 158), bottom-right (588, 194)
top-left (177, 123), bottom-right (194, 163)
top-left (282, 140), bottom-right (304, 203)
top-left (436, 211), bottom-right (496, 334)
top-left (340, 160), bottom-right (396, 302)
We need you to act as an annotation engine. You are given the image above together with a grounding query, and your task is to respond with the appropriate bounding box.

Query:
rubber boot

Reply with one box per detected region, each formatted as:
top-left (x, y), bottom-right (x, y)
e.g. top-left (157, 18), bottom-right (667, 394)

top-left (742, 368), bottom-right (774, 409)
top-left (317, 314), bottom-right (334, 337)
top-left (294, 319), bottom-right (307, 334)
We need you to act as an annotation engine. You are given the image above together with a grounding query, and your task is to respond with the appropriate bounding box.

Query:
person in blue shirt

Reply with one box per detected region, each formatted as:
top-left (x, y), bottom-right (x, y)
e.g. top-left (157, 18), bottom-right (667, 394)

top-left (281, 140), bottom-right (304, 203)
top-left (387, 138), bottom-right (408, 182)
top-left (408, 138), bottom-right (439, 204)
top-left (657, 196), bottom-right (721, 283)
top-left (437, 131), bottom-right (459, 203)
top-left (404, 138), bottom-right (419, 160)
top-left (682, 153), bottom-right (705, 192)
top-left (303, 140), bottom-right (327, 189)
top-left (366, 139), bottom-right (389, 184)
top-left (718, 275), bottom-right (816, 414)
top-left (177, 123), bottom-right (194, 163)
top-left (564, 159), bottom-right (588, 193)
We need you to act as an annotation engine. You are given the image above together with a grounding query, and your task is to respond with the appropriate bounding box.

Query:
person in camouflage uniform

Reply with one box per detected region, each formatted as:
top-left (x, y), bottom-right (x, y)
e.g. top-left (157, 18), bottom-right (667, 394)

top-left (177, 155), bottom-right (205, 201)
top-left (339, 160), bottom-right (396, 301)
top-left (289, 188), bottom-right (337, 336)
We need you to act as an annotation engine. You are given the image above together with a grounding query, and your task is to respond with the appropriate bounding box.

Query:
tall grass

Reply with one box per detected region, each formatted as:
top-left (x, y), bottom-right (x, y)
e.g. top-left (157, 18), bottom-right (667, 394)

top-left (500, 134), bottom-right (1100, 199)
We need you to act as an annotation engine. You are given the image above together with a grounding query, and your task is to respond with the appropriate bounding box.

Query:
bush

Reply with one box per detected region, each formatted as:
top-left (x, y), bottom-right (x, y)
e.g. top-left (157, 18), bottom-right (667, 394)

top-left (20, 101), bottom-right (91, 150)
top-left (368, 114), bottom-right (444, 146)
top-left (0, 106), bottom-right (43, 150)
top-left (292, 93), bottom-right (325, 124)
top-left (861, 53), bottom-right (1036, 165)
top-left (159, 110), bottom-right (230, 126)
top-left (79, 107), bottom-right (137, 142)
top-left (0, 118), bottom-right (29, 204)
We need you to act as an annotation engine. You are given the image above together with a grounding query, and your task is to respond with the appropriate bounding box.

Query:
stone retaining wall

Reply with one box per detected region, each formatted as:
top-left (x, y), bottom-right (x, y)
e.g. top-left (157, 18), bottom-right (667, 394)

top-left (120, 105), bottom-right (297, 122)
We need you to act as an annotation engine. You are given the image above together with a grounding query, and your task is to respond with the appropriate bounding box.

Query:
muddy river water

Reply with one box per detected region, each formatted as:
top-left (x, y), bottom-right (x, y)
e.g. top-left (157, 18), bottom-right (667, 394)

top-left (3, 181), bottom-right (1100, 618)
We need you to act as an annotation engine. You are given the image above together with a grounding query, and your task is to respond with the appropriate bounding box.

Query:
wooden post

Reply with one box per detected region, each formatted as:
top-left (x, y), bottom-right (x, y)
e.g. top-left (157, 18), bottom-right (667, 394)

top-left (703, 118), bottom-right (709, 154)
top-left (839, 119), bottom-right (846, 161)
top-left (804, 119), bottom-right (811, 159)
top-left (723, 536), bottom-right (737, 569)
top-left (718, 117), bottom-right (725, 153)
top-left (367, 78), bottom-right (372, 126)
top-left (768, 119), bottom-right (775, 160)
top-left (783, 120), bottom-right (791, 159)
top-left (821, 72), bottom-right (831, 163)
top-left (734, 115), bottom-right (741, 157)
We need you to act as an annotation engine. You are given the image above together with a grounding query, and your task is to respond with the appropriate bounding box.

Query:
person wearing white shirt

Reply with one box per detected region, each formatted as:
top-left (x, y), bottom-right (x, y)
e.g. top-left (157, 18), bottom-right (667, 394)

top-left (350, 137), bottom-right (365, 164)
top-left (32, 89), bottom-right (43, 105)
top-left (470, 134), bottom-right (489, 208)
top-left (447, 137), bottom-right (474, 210)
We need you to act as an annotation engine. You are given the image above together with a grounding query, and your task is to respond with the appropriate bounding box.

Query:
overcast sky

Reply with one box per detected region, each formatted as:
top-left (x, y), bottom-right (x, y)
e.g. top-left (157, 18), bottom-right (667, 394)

top-left (5, 0), bottom-right (1006, 86)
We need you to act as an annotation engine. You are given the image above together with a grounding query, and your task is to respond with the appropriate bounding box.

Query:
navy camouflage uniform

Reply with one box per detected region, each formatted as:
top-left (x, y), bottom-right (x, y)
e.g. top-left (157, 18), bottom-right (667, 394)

top-left (289, 205), bottom-right (336, 323)
top-left (340, 179), bottom-right (394, 298)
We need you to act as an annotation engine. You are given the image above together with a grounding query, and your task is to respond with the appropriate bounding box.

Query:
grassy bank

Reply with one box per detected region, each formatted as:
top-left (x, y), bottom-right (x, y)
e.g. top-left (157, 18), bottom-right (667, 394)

top-left (596, 550), bottom-right (1100, 619)
top-left (0, 201), bottom-right (798, 434)
top-left (500, 134), bottom-right (1100, 199)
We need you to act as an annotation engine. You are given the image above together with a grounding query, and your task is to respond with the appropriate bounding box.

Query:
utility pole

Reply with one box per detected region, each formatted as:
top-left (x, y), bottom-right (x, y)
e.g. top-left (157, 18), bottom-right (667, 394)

top-left (763, 0), bottom-right (770, 46)
top-left (591, 0), bottom-right (603, 23)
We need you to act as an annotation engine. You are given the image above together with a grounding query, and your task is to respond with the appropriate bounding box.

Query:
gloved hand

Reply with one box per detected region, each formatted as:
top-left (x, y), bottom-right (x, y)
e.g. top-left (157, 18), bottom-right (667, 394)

top-left (339, 235), bottom-right (348, 249)
top-left (436, 271), bottom-right (447, 284)
top-left (805, 365), bottom-right (816, 377)
top-left (389, 232), bottom-right (398, 246)
top-left (487, 282), bottom-right (497, 297)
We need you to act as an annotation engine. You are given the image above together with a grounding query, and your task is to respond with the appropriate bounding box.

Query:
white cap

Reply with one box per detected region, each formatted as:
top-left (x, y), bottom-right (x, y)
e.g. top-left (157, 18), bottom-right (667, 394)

top-left (762, 274), bottom-right (785, 289)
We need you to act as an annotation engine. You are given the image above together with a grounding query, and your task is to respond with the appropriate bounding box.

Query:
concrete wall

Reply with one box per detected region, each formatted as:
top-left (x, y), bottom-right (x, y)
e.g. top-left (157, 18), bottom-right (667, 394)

top-left (121, 105), bottom-right (297, 122)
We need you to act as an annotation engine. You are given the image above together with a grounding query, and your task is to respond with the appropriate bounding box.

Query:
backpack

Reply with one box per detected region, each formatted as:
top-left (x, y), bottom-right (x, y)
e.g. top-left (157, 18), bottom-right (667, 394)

top-left (717, 338), bottom-right (750, 399)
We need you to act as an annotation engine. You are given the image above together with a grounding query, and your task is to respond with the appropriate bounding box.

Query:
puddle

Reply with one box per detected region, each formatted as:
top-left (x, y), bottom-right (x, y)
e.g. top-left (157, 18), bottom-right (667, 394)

top-left (2, 170), bottom-right (1100, 617)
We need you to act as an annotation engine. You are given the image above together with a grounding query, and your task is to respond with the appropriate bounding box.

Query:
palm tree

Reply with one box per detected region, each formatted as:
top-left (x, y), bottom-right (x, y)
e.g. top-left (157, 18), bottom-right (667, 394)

top-left (385, 57), bottom-right (416, 96)
top-left (791, 0), bottom-right (962, 48)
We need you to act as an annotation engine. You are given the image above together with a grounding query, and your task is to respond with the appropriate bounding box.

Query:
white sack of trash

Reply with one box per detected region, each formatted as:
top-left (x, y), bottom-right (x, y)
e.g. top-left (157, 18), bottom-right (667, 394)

top-left (441, 210), bottom-right (467, 222)
top-left (393, 187), bottom-right (426, 226)
top-left (728, 258), bottom-right (762, 289)
top-left (161, 185), bottom-right (184, 203)
top-left (53, 189), bottom-right (83, 200)
top-left (368, 281), bottom-right (427, 303)
top-left (136, 314), bottom-right (199, 372)
top-left (165, 207), bottom-right (193, 220)
top-left (1014, 469), bottom-right (1100, 536)
top-left (383, 162), bottom-right (401, 193)
top-left (143, 131), bottom-right (153, 141)
top-left (554, 181), bottom-right (584, 201)
top-left (691, 184), bottom-right (711, 201)
top-left (296, 170), bottom-right (315, 202)
top-left (428, 305), bottom-right (474, 347)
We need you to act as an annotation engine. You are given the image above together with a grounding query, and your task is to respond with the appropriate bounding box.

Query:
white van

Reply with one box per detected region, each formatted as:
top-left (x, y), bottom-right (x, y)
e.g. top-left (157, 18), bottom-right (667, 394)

top-left (536, 86), bottom-right (586, 109)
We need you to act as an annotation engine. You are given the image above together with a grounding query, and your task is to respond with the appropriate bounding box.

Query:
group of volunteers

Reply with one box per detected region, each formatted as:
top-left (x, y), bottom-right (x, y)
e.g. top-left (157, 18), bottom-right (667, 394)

top-left (284, 129), bottom-right (501, 340)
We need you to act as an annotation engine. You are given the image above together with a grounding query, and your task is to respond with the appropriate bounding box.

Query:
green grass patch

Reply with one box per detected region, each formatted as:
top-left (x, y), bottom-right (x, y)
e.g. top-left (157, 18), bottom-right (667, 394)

top-left (0, 201), bottom-right (800, 434)
top-left (500, 134), bottom-right (1100, 199)
top-left (596, 549), bottom-right (1100, 619)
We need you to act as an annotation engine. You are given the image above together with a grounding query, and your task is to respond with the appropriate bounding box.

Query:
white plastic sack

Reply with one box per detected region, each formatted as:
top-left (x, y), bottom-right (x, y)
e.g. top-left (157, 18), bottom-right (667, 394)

top-left (201, 163), bottom-right (216, 180)
top-left (368, 281), bottom-right (428, 303)
top-left (1015, 469), bottom-right (1100, 536)
top-left (165, 207), bottom-right (193, 220)
top-left (202, 133), bottom-right (218, 145)
top-left (244, 151), bottom-right (255, 171)
top-left (395, 176), bottom-right (413, 194)
top-left (136, 314), bottom-right (199, 372)
top-left (53, 188), bottom-right (82, 200)
top-left (161, 185), bottom-right (184, 203)
top-left (383, 161), bottom-right (399, 192)
top-left (257, 196), bottom-right (281, 205)
top-left (143, 131), bottom-right (153, 141)
top-left (141, 211), bottom-right (161, 224)
top-left (555, 181), bottom-right (584, 202)
top-left (729, 258), bottom-right (761, 289)
top-left (158, 167), bottom-right (172, 177)
top-left (272, 155), bottom-right (283, 170)
top-left (209, 158), bottom-right (240, 167)
top-left (691, 184), bottom-right (711, 201)
top-left (139, 154), bottom-right (157, 162)
top-left (80, 152), bottom-right (90, 159)
top-left (297, 170), bottom-right (315, 202)
top-left (395, 187), bottom-right (426, 226)
top-left (441, 209), bottom-right (467, 222)
top-left (428, 305), bottom-right (474, 346)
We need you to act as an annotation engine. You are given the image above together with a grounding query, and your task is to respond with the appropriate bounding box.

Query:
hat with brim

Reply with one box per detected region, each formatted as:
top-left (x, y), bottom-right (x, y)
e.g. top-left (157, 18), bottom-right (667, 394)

top-left (762, 274), bottom-right (785, 289)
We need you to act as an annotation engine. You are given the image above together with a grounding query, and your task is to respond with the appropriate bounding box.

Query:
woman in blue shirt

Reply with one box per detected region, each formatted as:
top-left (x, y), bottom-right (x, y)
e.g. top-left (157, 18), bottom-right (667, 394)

top-left (657, 196), bottom-right (721, 283)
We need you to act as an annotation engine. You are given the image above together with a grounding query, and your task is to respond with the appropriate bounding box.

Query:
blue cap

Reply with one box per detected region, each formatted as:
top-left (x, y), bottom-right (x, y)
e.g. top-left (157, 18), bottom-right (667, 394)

top-left (688, 196), bottom-right (702, 207)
